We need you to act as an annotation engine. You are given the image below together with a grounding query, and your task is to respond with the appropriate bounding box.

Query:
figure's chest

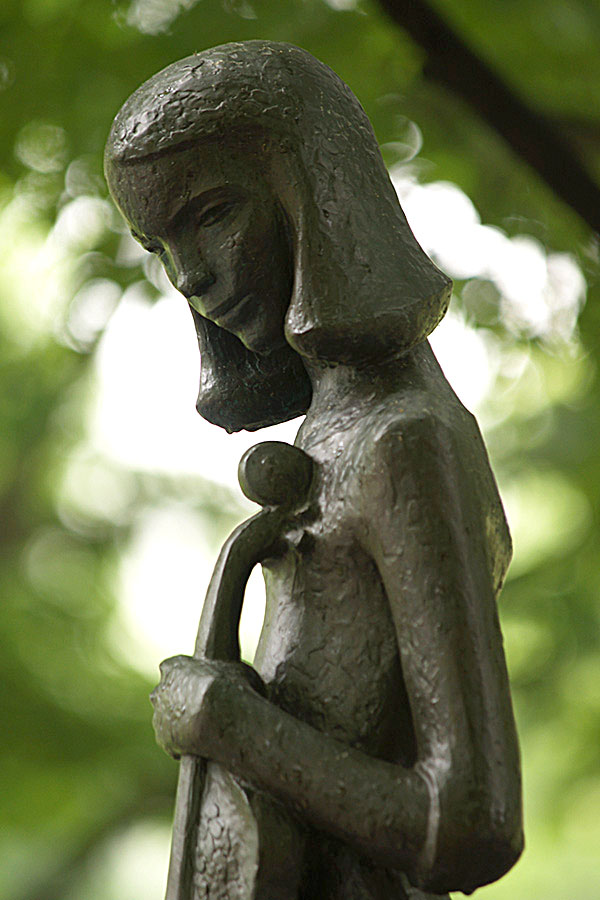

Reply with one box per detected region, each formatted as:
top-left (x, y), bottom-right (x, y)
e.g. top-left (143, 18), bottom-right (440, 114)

top-left (253, 441), bottom-right (407, 757)
top-left (258, 439), bottom-right (370, 660)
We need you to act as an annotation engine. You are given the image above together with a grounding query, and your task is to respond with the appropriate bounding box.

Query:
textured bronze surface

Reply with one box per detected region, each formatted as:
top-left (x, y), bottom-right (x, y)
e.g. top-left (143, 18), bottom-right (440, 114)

top-left (106, 41), bottom-right (523, 900)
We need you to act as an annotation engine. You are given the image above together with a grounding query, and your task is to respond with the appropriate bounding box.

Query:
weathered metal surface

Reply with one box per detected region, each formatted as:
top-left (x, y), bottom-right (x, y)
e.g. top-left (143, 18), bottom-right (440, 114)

top-left (105, 41), bottom-right (523, 900)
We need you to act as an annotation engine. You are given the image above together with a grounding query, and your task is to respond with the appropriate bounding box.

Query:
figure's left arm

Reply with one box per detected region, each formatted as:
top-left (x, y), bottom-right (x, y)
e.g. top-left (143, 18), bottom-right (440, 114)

top-left (151, 413), bottom-right (523, 894)
top-left (357, 414), bottom-right (523, 891)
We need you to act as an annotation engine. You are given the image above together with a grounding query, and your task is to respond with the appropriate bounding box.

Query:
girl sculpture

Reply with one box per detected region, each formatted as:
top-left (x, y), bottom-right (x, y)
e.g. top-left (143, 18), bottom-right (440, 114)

top-left (105, 41), bottom-right (523, 900)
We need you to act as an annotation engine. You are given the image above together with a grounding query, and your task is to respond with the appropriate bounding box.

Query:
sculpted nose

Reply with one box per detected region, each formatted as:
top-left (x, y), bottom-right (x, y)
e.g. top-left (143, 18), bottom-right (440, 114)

top-left (169, 248), bottom-right (214, 298)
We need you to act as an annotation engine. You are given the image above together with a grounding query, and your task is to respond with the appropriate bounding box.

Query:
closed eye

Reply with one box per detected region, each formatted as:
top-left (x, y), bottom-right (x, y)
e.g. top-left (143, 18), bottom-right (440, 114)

top-left (196, 199), bottom-right (239, 228)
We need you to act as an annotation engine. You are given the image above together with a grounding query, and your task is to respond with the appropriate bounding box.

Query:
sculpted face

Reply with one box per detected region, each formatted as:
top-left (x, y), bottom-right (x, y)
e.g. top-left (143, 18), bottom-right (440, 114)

top-left (108, 142), bottom-right (293, 354)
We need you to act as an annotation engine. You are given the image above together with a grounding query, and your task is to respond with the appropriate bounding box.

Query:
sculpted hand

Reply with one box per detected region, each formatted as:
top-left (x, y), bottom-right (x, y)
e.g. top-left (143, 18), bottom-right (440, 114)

top-left (150, 655), bottom-right (265, 759)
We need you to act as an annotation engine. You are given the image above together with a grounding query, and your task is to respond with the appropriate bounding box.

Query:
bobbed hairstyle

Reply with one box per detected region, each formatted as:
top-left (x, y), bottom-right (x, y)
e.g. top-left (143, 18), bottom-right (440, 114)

top-left (105, 41), bottom-right (451, 432)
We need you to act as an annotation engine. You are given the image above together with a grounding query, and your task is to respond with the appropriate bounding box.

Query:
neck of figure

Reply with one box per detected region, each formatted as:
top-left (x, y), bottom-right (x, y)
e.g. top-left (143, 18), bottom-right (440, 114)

top-left (297, 342), bottom-right (432, 448)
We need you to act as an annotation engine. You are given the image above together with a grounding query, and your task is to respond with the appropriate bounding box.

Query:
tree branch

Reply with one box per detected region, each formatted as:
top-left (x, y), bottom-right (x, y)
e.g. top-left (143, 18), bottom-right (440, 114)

top-left (377, 0), bottom-right (600, 234)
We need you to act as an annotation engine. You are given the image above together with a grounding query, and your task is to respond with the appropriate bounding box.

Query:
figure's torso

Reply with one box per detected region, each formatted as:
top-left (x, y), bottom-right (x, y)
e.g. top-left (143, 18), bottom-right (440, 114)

top-left (254, 417), bottom-right (416, 767)
top-left (193, 346), bottom-right (505, 900)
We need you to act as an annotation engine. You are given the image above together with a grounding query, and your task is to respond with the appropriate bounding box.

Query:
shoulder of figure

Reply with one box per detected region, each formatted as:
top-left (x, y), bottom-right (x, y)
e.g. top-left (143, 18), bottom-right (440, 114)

top-left (359, 395), bottom-right (461, 472)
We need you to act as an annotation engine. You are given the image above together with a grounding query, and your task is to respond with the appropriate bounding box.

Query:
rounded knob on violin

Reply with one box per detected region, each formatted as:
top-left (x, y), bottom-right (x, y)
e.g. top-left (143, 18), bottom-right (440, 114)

top-left (238, 441), bottom-right (313, 510)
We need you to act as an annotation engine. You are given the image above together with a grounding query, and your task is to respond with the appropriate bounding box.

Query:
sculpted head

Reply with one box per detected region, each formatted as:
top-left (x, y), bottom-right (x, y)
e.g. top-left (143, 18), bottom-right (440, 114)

top-left (108, 140), bottom-right (294, 357)
top-left (105, 41), bottom-right (451, 431)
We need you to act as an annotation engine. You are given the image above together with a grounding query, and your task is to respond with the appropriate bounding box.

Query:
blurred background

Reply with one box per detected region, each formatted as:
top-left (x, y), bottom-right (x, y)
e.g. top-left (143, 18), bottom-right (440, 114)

top-left (2, 0), bottom-right (600, 897)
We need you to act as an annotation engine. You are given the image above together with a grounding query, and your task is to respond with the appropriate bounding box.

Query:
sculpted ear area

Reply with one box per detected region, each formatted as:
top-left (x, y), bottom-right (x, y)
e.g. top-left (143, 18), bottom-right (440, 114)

top-left (274, 132), bottom-right (453, 363)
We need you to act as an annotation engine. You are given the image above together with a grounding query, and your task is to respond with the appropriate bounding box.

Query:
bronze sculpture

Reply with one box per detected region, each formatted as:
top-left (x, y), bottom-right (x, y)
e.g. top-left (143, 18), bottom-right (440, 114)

top-left (105, 41), bottom-right (523, 900)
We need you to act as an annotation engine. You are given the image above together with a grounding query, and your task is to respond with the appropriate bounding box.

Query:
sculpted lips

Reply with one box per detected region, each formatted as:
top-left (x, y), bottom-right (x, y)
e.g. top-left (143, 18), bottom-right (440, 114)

top-left (190, 291), bottom-right (250, 323)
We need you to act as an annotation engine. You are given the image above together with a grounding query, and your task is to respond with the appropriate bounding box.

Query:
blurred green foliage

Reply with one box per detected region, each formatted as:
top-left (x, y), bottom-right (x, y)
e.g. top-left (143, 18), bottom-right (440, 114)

top-left (1, 1), bottom-right (600, 897)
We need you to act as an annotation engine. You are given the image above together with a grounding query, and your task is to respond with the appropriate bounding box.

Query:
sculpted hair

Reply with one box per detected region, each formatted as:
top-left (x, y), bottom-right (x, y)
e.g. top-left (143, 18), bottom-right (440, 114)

top-left (105, 41), bottom-right (451, 430)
